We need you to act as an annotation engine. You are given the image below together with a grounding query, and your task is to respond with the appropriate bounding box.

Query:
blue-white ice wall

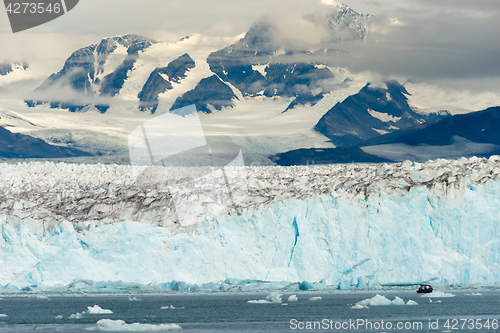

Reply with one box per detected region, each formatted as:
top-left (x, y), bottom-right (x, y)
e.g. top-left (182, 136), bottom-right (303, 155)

top-left (1, 180), bottom-right (499, 289)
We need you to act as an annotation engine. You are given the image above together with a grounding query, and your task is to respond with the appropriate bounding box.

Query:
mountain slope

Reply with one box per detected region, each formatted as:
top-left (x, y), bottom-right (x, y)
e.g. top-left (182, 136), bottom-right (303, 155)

top-left (0, 126), bottom-right (91, 158)
top-left (359, 106), bottom-right (500, 147)
top-left (138, 53), bottom-right (195, 112)
top-left (272, 106), bottom-right (500, 165)
top-left (315, 80), bottom-right (449, 146)
top-left (25, 34), bottom-right (156, 112)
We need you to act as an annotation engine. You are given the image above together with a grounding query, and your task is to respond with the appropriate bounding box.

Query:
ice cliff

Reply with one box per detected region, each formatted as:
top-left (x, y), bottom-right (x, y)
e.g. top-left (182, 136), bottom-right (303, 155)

top-left (0, 156), bottom-right (499, 291)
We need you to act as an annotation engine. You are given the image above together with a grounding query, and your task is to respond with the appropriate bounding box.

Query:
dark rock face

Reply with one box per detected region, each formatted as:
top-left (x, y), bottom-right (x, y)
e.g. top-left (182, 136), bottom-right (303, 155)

top-left (25, 34), bottom-right (155, 112)
top-left (270, 146), bottom-right (390, 166)
top-left (138, 53), bottom-right (195, 113)
top-left (201, 3), bottom-right (369, 112)
top-left (284, 93), bottom-right (324, 113)
top-left (315, 80), bottom-right (450, 147)
top-left (170, 75), bottom-right (237, 113)
top-left (0, 63), bottom-right (13, 76)
top-left (206, 23), bottom-right (334, 102)
top-left (359, 106), bottom-right (500, 147)
top-left (0, 126), bottom-right (91, 158)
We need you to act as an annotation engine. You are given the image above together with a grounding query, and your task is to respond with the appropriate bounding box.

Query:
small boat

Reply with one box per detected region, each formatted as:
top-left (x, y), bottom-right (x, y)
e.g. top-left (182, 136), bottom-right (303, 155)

top-left (417, 284), bottom-right (433, 293)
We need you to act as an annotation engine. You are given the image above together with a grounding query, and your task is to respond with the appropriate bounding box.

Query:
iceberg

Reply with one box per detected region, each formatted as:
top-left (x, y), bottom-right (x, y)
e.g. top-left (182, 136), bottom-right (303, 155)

top-left (69, 311), bottom-right (85, 319)
top-left (248, 292), bottom-right (283, 304)
top-left (0, 156), bottom-right (500, 291)
top-left (356, 294), bottom-right (403, 306)
top-left (87, 305), bottom-right (113, 314)
top-left (287, 294), bottom-right (298, 302)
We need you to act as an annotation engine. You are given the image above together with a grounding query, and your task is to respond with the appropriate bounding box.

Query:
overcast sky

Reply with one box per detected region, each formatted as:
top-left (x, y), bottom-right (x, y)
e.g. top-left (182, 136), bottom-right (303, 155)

top-left (0, 0), bottom-right (499, 89)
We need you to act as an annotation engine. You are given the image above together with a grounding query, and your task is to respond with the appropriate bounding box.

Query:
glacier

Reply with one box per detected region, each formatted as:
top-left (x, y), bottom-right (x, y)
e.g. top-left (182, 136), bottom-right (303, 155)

top-left (0, 156), bottom-right (500, 292)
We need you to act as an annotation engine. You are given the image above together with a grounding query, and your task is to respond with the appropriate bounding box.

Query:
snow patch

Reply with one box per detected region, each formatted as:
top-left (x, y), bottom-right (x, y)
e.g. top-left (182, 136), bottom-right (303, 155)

top-left (252, 64), bottom-right (267, 77)
top-left (367, 109), bottom-right (401, 122)
top-left (372, 128), bottom-right (390, 135)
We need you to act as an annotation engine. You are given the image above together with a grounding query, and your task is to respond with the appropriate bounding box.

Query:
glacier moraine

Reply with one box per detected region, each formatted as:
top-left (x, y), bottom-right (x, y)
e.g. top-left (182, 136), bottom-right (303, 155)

top-left (0, 156), bottom-right (499, 291)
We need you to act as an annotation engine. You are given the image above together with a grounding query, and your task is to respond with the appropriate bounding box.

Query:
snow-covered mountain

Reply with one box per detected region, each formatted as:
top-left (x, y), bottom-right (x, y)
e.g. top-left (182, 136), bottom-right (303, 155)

top-left (0, 62), bottom-right (28, 76)
top-left (315, 80), bottom-right (449, 147)
top-left (24, 2), bottom-right (371, 114)
top-left (5, 1), bottom-right (497, 164)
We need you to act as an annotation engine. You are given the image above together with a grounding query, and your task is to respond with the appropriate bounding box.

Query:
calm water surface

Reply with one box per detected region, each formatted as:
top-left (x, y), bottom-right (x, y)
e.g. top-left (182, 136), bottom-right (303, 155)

top-left (0, 290), bottom-right (498, 332)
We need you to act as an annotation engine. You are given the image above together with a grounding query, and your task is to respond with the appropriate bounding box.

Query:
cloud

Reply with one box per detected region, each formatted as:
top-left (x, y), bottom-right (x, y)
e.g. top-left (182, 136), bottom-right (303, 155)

top-left (1, 0), bottom-right (498, 94)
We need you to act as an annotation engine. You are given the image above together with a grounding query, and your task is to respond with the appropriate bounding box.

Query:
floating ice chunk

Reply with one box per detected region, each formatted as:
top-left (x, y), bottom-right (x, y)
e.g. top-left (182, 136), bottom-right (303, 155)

top-left (160, 305), bottom-right (184, 310)
top-left (406, 300), bottom-right (418, 305)
top-left (69, 311), bottom-right (85, 319)
top-left (391, 296), bottom-right (405, 305)
top-left (0, 314), bottom-right (7, 317)
top-left (420, 291), bottom-right (455, 298)
top-left (55, 315), bottom-right (63, 319)
top-left (247, 300), bottom-right (272, 304)
top-left (281, 303), bottom-right (288, 306)
top-left (356, 294), bottom-right (406, 306)
top-left (93, 319), bottom-right (181, 331)
top-left (287, 295), bottom-right (298, 302)
top-left (128, 296), bottom-right (140, 301)
top-left (351, 304), bottom-right (368, 309)
top-left (265, 293), bottom-right (283, 303)
top-left (87, 305), bottom-right (113, 314)
top-left (309, 296), bottom-right (322, 301)
top-left (472, 293), bottom-right (482, 296)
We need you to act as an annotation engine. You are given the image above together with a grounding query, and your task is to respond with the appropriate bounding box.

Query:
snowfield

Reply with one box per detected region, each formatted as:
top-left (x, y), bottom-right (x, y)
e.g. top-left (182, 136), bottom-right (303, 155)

top-left (0, 156), bottom-right (500, 291)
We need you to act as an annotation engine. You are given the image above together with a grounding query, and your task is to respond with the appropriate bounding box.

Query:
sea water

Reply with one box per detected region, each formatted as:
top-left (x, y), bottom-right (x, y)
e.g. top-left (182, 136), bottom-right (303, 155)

top-left (0, 290), bottom-right (498, 332)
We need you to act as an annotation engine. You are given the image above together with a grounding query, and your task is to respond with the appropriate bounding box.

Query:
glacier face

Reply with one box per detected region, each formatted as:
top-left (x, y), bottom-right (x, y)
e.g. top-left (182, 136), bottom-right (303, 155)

top-left (1, 157), bottom-right (500, 291)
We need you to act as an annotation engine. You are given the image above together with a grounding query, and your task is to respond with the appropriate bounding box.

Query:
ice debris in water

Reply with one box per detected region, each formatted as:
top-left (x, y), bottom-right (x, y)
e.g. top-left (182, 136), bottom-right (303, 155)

top-left (160, 305), bottom-right (184, 310)
top-left (87, 305), bottom-right (113, 314)
top-left (309, 296), bottom-right (322, 301)
top-left (91, 319), bottom-right (181, 331)
top-left (287, 295), bottom-right (298, 302)
top-left (0, 314), bottom-right (7, 317)
top-left (69, 311), bottom-right (85, 319)
top-left (55, 315), bottom-right (63, 319)
top-left (355, 294), bottom-right (413, 306)
top-left (420, 291), bottom-right (455, 298)
top-left (406, 300), bottom-right (418, 305)
top-left (248, 292), bottom-right (283, 304)
top-left (351, 304), bottom-right (368, 309)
